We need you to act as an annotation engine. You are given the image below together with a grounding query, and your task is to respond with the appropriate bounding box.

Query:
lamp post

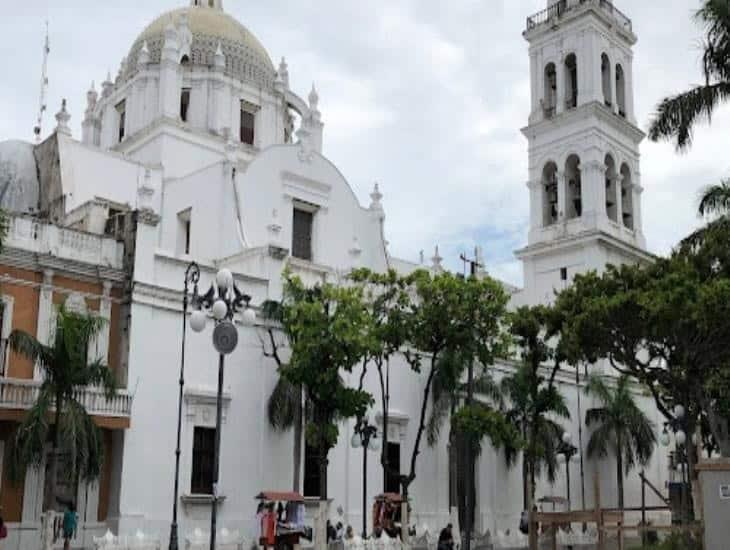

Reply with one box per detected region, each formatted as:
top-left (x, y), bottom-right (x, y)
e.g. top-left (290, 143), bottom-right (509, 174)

top-left (557, 432), bottom-right (578, 510)
top-left (189, 267), bottom-right (257, 550)
top-left (659, 403), bottom-right (689, 527)
top-left (169, 262), bottom-right (201, 550)
top-left (351, 417), bottom-right (379, 540)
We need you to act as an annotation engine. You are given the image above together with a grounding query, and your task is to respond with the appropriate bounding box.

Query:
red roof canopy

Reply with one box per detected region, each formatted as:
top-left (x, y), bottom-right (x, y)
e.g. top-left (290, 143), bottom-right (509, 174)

top-left (255, 491), bottom-right (305, 502)
top-left (375, 492), bottom-right (404, 503)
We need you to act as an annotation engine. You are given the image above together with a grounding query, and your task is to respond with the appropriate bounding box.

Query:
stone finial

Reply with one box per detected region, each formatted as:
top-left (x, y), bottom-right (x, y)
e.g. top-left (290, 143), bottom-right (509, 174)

top-left (369, 182), bottom-right (383, 211)
top-left (431, 246), bottom-right (443, 271)
top-left (309, 83), bottom-right (319, 110)
top-left (102, 71), bottom-right (114, 97)
top-left (86, 81), bottom-right (98, 110)
top-left (475, 245), bottom-right (486, 275)
top-left (117, 57), bottom-right (127, 82)
top-left (419, 250), bottom-right (425, 265)
top-left (138, 41), bottom-right (150, 67)
top-left (278, 57), bottom-right (289, 89)
top-left (162, 22), bottom-right (179, 61)
top-left (178, 13), bottom-right (193, 60)
top-left (55, 99), bottom-right (71, 135)
top-left (214, 42), bottom-right (225, 70)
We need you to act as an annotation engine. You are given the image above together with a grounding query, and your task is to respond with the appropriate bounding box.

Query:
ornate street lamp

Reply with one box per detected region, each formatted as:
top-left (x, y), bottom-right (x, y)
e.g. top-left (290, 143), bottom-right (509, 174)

top-left (557, 432), bottom-right (579, 510)
top-left (351, 417), bottom-right (379, 540)
top-left (659, 403), bottom-right (690, 526)
top-left (188, 267), bottom-right (256, 550)
top-left (169, 261), bottom-right (201, 550)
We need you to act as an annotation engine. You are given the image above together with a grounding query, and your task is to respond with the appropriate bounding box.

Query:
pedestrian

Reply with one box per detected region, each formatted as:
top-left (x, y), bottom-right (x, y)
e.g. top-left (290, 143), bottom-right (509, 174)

top-left (344, 525), bottom-right (354, 541)
top-left (62, 503), bottom-right (77, 550)
top-left (0, 515), bottom-right (7, 548)
top-left (437, 523), bottom-right (454, 550)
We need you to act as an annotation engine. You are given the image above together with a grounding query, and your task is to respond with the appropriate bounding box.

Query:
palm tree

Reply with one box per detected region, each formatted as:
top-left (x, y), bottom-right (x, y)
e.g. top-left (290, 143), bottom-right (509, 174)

top-left (585, 375), bottom-right (656, 509)
top-left (9, 304), bottom-right (116, 511)
top-left (648, 0), bottom-right (730, 151)
top-left (425, 350), bottom-right (502, 525)
top-left (259, 299), bottom-right (304, 492)
top-left (501, 363), bottom-right (569, 510)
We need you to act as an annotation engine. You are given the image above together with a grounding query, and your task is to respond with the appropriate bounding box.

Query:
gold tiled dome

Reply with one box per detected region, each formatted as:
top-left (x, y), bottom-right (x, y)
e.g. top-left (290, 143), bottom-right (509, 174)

top-left (125, 6), bottom-right (275, 88)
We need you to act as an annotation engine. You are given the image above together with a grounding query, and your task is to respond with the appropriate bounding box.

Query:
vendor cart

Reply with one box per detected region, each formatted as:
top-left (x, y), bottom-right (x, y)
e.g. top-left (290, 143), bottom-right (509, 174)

top-left (255, 491), bottom-right (310, 550)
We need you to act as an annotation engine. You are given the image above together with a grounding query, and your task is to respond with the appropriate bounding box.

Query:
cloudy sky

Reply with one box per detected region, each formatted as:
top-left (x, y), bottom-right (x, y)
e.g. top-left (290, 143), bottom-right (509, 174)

top-left (1, 1), bottom-right (728, 285)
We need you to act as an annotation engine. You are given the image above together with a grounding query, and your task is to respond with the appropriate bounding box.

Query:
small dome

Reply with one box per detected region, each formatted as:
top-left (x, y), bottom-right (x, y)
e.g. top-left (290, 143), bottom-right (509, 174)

top-left (0, 140), bottom-right (40, 215)
top-left (125, 6), bottom-right (275, 89)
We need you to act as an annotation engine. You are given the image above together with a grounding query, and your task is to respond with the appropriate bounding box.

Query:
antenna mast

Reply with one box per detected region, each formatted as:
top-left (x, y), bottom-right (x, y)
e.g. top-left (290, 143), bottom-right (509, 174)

top-left (33, 21), bottom-right (50, 143)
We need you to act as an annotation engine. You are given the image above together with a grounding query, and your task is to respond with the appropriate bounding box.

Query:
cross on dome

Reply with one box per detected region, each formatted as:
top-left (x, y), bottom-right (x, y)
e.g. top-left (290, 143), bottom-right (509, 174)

top-left (190, 0), bottom-right (224, 10)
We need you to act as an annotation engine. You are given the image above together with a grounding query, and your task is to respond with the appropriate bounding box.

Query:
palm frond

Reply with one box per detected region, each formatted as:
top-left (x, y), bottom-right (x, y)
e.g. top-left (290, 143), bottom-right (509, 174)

top-left (59, 399), bottom-right (104, 481)
top-left (648, 82), bottom-right (730, 151)
top-left (9, 387), bottom-right (53, 481)
top-left (83, 359), bottom-right (117, 399)
top-left (698, 179), bottom-right (730, 216)
top-left (8, 330), bottom-right (53, 367)
top-left (267, 375), bottom-right (301, 431)
top-left (426, 392), bottom-right (452, 447)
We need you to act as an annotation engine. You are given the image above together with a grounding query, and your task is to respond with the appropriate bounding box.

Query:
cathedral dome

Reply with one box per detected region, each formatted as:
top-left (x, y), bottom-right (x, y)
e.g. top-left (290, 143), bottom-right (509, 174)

top-left (125, 5), bottom-right (275, 89)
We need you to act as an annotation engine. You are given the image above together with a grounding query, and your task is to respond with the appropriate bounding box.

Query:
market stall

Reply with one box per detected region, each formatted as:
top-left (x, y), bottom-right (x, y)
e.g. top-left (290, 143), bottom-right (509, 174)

top-left (255, 491), bottom-right (310, 550)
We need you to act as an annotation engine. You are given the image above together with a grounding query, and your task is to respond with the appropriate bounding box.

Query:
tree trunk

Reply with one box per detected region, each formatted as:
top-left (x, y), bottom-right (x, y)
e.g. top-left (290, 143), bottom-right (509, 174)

top-left (44, 395), bottom-right (63, 512)
top-left (700, 393), bottom-right (730, 457)
top-left (292, 386), bottom-right (303, 493)
top-left (616, 449), bottom-right (624, 510)
top-left (317, 435), bottom-right (328, 550)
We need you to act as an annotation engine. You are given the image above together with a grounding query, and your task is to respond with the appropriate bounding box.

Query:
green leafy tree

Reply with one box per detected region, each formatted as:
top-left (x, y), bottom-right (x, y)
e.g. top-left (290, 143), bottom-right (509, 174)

top-left (9, 305), bottom-right (116, 511)
top-left (349, 268), bottom-right (415, 492)
top-left (648, 0), bottom-right (730, 151)
top-left (277, 275), bottom-right (374, 504)
top-left (584, 375), bottom-right (656, 509)
top-left (397, 270), bottom-right (513, 544)
top-left (555, 243), bottom-right (730, 460)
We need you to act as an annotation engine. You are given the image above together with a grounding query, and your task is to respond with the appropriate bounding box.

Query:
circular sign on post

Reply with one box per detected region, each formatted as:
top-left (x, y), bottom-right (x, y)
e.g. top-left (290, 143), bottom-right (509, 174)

top-left (213, 321), bottom-right (238, 355)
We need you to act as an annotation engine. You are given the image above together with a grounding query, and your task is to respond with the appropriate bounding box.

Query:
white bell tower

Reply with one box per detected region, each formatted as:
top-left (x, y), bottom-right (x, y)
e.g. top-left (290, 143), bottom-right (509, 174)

top-left (516, 0), bottom-right (651, 305)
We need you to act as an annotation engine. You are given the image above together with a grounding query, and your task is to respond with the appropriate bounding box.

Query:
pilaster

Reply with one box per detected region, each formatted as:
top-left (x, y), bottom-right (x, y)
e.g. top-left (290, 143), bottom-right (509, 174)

top-left (35, 269), bottom-right (54, 381)
top-left (556, 171), bottom-right (567, 222)
top-left (555, 55), bottom-right (565, 115)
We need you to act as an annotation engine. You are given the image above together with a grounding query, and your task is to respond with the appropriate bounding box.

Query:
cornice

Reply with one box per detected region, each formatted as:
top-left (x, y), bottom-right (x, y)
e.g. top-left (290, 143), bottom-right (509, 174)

top-left (0, 247), bottom-right (126, 286)
top-left (522, 101), bottom-right (645, 145)
top-left (515, 229), bottom-right (654, 263)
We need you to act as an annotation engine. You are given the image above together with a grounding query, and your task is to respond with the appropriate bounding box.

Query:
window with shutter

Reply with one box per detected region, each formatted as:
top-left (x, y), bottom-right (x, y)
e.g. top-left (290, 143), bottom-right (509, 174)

top-left (292, 208), bottom-right (313, 261)
top-left (191, 427), bottom-right (216, 494)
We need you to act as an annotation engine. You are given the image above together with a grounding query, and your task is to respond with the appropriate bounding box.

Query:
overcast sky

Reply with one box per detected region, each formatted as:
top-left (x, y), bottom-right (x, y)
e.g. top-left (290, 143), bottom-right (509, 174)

top-left (1, 1), bottom-right (729, 285)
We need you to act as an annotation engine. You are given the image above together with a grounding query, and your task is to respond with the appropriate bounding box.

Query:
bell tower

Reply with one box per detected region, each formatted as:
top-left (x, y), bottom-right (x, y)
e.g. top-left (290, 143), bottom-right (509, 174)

top-left (516, 0), bottom-right (651, 305)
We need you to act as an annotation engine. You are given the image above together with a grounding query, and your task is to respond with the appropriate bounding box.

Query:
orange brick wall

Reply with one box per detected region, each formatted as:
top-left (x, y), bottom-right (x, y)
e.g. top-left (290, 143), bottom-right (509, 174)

top-left (1, 266), bottom-right (41, 379)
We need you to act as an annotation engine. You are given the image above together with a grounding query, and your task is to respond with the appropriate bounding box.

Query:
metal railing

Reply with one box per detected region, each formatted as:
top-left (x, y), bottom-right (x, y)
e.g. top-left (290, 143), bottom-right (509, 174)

top-left (526, 0), bottom-right (632, 33)
top-left (0, 377), bottom-right (133, 417)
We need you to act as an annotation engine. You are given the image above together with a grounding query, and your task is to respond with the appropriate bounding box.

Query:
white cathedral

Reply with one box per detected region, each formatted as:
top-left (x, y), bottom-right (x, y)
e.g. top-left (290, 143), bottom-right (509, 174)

top-left (0, 0), bottom-right (672, 548)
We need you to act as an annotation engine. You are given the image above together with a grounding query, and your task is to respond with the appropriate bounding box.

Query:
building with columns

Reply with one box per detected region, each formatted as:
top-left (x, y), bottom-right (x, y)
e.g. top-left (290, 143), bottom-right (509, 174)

top-left (0, 1), bottom-right (672, 548)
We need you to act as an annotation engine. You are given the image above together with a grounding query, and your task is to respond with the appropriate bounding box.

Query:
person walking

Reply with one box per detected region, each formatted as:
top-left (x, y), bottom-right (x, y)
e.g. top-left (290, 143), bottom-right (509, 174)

top-left (62, 504), bottom-right (77, 550)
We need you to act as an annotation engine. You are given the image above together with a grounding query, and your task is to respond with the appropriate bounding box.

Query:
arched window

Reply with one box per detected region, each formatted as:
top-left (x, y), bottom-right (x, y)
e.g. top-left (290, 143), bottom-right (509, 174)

top-left (616, 64), bottom-right (626, 117)
top-left (605, 154), bottom-right (618, 222)
top-left (543, 63), bottom-right (557, 118)
top-left (601, 53), bottom-right (612, 107)
top-left (565, 154), bottom-right (582, 219)
top-left (542, 162), bottom-right (559, 226)
top-left (620, 164), bottom-right (633, 229)
top-left (564, 54), bottom-right (578, 109)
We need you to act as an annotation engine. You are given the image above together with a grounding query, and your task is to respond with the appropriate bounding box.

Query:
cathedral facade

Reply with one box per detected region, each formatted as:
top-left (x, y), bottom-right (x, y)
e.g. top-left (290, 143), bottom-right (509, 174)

top-left (0, 1), bottom-right (670, 548)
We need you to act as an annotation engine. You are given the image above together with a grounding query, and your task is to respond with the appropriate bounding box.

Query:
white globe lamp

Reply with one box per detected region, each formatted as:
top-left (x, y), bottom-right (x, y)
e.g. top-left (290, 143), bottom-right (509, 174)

top-left (674, 404), bottom-right (685, 420)
top-left (675, 430), bottom-right (687, 446)
top-left (557, 454), bottom-right (566, 464)
top-left (216, 268), bottom-right (233, 293)
top-left (660, 431), bottom-right (670, 447)
top-left (212, 299), bottom-right (228, 321)
top-left (351, 432), bottom-right (362, 449)
top-left (562, 432), bottom-right (573, 445)
top-left (369, 436), bottom-right (380, 452)
top-left (190, 310), bottom-right (207, 333)
top-left (242, 307), bottom-right (257, 326)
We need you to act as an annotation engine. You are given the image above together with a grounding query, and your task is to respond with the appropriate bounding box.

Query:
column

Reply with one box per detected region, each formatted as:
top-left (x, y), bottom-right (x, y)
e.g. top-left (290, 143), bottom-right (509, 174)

top-left (609, 58), bottom-right (618, 114)
top-left (626, 56), bottom-right (636, 124)
top-left (527, 180), bottom-right (542, 235)
top-left (35, 270), bottom-right (54, 381)
top-left (91, 281), bottom-right (112, 364)
top-left (529, 52), bottom-right (539, 115)
top-left (615, 175), bottom-right (623, 227)
top-left (581, 160), bottom-right (606, 228)
top-left (633, 173), bottom-right (644, 234)
top-left (556, 55), bottom-right (565, 115)
top-left (556, 170), bottom-right (567, 221)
